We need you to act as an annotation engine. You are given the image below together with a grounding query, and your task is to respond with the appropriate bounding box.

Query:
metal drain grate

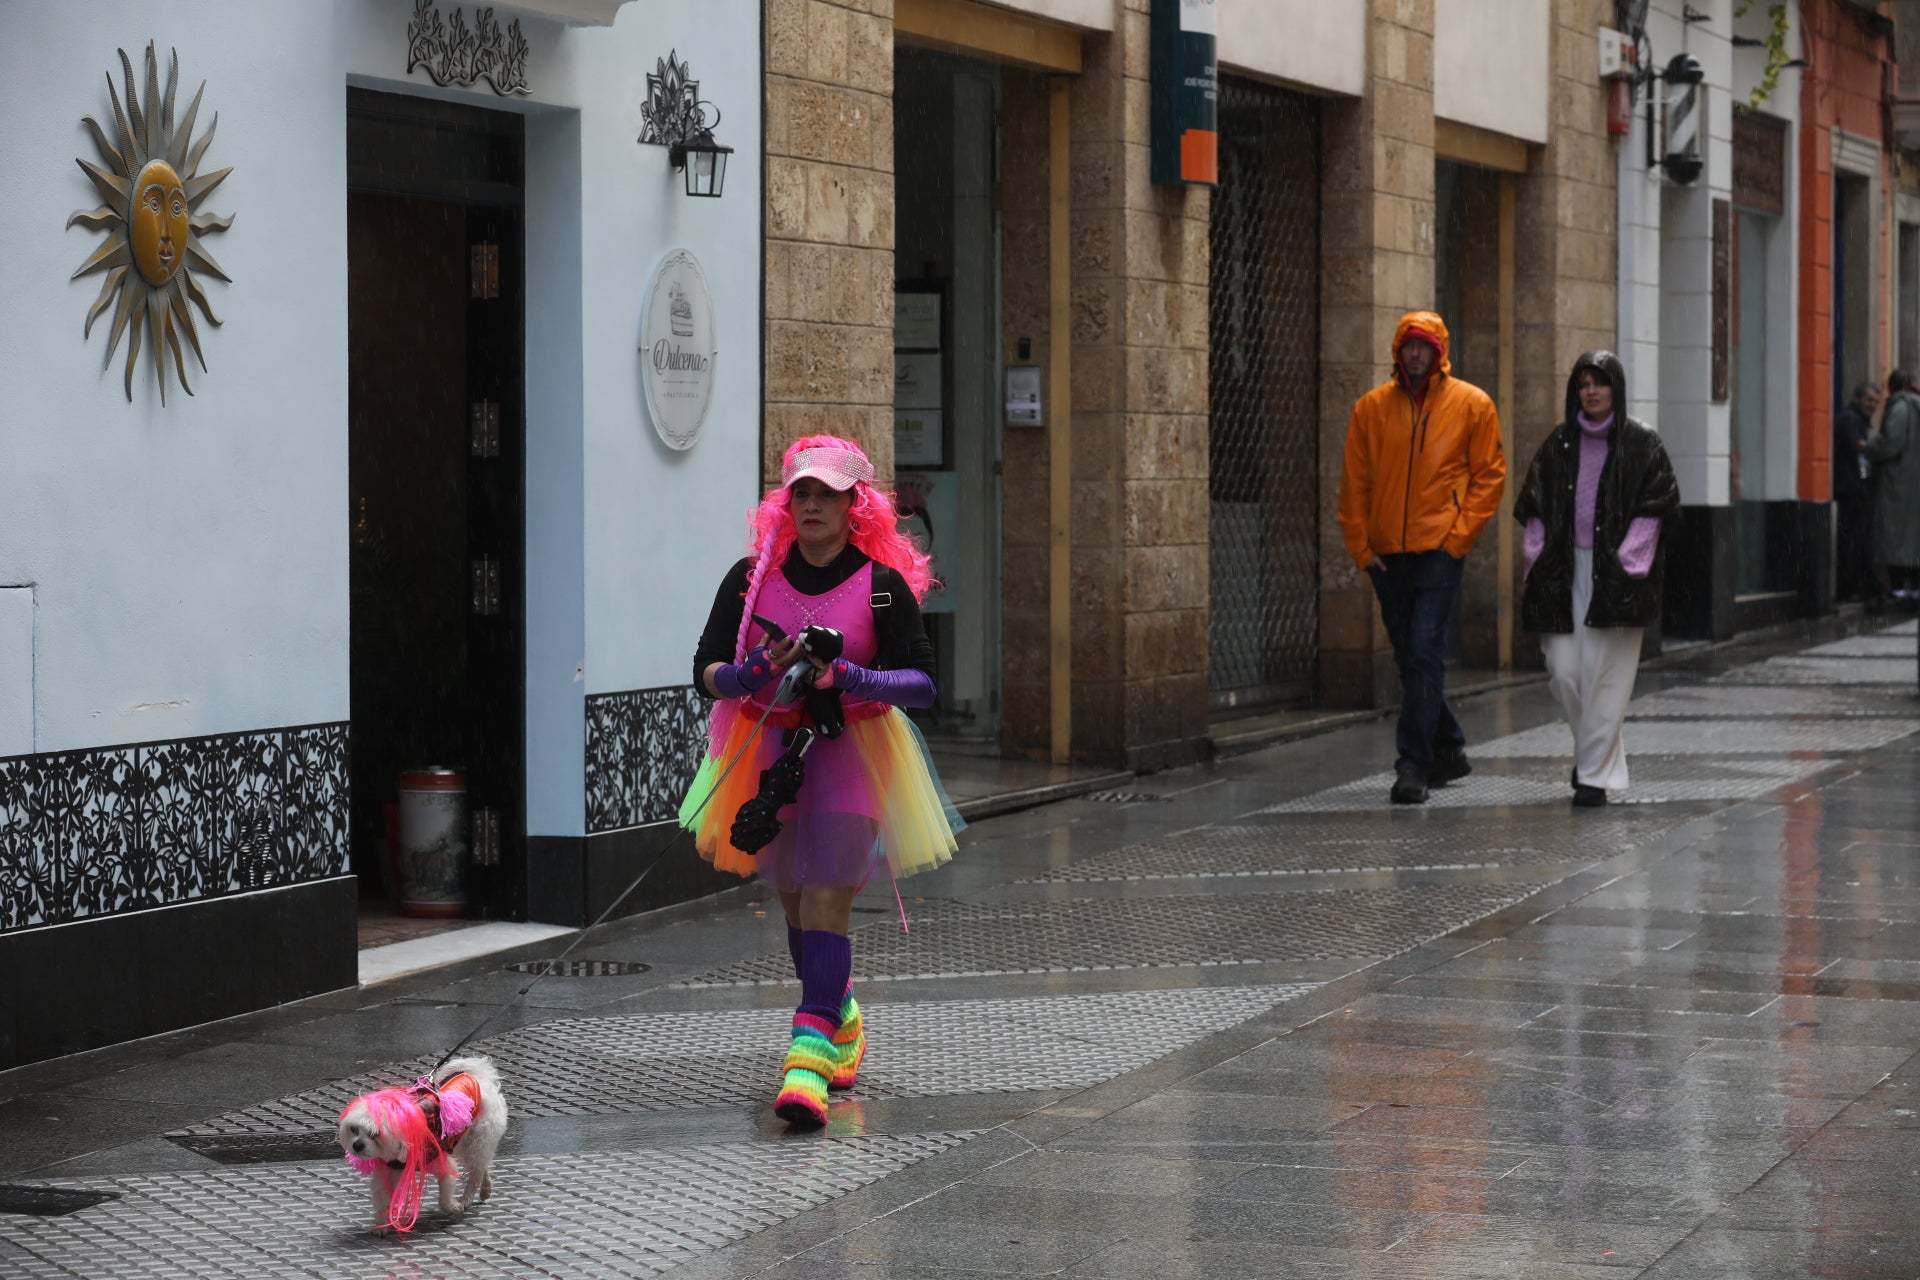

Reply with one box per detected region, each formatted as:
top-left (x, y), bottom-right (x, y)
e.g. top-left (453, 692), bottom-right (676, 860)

top-left (1079, 790), bottom-right (1168, 804)
top-left (168, 986), bottom-right (1316, 1139)
top-left (167, 1131), bottom-right (341, 1165)
top-left (0, 1184), bottom-right (121, 1217)
top-left (503, 959), bottom-right (653, 977)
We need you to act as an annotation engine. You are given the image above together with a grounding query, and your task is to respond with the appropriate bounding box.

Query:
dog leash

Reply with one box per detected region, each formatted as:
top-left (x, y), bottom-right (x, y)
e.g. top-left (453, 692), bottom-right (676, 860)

top-left (427, 678), bottom-right (796, 1073)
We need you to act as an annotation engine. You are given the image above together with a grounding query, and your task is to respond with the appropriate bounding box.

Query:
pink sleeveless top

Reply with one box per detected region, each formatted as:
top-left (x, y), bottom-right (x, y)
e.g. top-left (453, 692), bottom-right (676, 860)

top-left (741, 561), bottom-right (883, 727)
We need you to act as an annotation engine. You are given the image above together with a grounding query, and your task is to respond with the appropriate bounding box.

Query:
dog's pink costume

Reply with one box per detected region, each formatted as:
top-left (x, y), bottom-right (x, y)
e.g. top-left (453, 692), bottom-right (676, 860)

top-left (341, 1072), bottom-right (481, 1232)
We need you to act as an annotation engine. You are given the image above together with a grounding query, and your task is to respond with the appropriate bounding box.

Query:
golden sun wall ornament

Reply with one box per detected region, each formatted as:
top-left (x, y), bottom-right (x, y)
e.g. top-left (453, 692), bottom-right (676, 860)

top-left (69, 42), bottom-right (233, 403)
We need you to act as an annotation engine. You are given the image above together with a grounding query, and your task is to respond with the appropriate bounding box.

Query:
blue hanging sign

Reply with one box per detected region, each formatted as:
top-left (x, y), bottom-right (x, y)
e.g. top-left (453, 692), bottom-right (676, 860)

top-left (1150, 0), bottom-right (1218, 187)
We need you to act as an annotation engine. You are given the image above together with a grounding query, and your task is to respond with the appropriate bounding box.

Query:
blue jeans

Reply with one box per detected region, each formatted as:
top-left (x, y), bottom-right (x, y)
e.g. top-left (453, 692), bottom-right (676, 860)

top-left (1367, 550), bottom-right (1467, 775)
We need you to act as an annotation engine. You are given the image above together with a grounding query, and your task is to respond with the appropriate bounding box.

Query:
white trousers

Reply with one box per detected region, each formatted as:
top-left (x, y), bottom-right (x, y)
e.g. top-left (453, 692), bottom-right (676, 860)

top-left (1541, 548), bottom-right (1643, 792)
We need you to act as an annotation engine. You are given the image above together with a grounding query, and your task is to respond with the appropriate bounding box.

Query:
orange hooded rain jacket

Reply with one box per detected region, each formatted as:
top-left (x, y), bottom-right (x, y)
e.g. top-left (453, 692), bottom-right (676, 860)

top-left (1338, 312), bottom-right (1506, 571)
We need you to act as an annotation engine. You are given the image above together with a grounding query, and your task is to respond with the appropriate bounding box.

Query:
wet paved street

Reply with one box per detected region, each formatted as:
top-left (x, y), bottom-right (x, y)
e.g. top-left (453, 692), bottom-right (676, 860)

top-left (3, 621), bottom-right (1919, 1278)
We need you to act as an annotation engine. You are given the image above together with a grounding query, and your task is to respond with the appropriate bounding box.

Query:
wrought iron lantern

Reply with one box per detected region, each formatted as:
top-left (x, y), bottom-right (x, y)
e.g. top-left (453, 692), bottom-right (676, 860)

top-left (639, 52), bottom-right (730, 199)
top-left (671, 130), bottom-right (732, 199)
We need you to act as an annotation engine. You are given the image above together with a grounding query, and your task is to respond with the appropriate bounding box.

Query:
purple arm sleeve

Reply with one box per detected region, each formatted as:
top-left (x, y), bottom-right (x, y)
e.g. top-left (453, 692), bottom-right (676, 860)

top-left (1522, 518), bottom-right (1546, 578)
top-left (827, 660), bottom-right (937, 709)
top-left (711, 647), bottom-right (776, 699)
top-left (1617, 516), bottom-right (1661, 578)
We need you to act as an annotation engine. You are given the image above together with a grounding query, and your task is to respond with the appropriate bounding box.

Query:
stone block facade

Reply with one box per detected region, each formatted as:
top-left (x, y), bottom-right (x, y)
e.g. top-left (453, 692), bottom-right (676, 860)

top-left (763, 0), bottom-right (897, 484)
top-left (997, 4), bottom-right (1211, 770)
top-left (764, 0), bottom-right (1615, 762)
top-left (1318, 0), bottom-right (1439, 708)
top-left (1318, 0), bottom-right (1617, 703)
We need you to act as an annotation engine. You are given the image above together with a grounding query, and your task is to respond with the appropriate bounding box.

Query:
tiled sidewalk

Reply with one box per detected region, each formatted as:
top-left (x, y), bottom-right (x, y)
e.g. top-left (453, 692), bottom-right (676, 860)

top-left (1, 621), bottom-right (1916, 1278)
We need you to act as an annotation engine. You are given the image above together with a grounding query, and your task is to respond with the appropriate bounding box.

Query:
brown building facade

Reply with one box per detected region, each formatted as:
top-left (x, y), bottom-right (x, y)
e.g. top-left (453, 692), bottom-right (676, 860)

top-left (763, 0), bottom-right (1620, 769)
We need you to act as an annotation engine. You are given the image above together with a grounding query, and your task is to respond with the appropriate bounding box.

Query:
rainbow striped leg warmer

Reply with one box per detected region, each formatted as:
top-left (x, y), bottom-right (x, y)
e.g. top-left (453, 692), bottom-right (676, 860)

top-left (773, 1011), bottom-right (838, 1128)
top-left (829, 987), bottom-right (864, 1090)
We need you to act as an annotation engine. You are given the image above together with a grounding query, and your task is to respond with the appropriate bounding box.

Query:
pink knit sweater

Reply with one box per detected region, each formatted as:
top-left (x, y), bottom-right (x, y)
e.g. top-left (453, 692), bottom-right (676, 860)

top-left (1524, 414), bottom-right (1660, 578)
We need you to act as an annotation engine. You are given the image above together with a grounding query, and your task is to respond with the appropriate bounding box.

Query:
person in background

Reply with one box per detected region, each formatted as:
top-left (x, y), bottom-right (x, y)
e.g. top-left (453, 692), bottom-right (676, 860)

top-left (1338, 311), bottom-right (1507, 805)
top-left (1867, 370), bottom-right (1920, 610)
top-left (1833, 381), bottom-right (1880, 605)
top-left (1514, 351), bottom-right (1679, 807)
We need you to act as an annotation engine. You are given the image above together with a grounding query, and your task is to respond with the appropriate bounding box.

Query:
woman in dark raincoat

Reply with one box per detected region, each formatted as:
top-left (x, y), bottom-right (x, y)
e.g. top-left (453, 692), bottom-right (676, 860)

top-left (1514, 351), bottom-right (1680, 806)
top-left (1868, 369), bottom-right (1920, 603)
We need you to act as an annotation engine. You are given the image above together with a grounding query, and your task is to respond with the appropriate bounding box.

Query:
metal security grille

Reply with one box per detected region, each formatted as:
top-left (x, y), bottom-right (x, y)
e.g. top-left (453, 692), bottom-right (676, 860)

top-left (1208, 77), bottom-right (1322, 710)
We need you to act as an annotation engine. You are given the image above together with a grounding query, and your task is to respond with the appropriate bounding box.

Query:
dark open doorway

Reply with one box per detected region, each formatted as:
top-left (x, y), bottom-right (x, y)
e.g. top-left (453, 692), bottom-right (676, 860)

top-left (346, 88), bottom-right (526, 927)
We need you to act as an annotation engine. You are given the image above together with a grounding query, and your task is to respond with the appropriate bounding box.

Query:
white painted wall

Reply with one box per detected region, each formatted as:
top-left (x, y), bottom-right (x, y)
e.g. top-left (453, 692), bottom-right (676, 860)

top-left (1434, 0), bottom-right (1550, 142)
top-left (1621, 0), bottom-right (1739, 506)
top-left (1, 2), bottom-right (355, 754)
top-left (1220, 0), bottom-right (1364, 97)
top-left (1733, 0), bottom-right (1803, 503)
top-left (0, 589), bottom-right (31, 757)
top-left (570, 7), bottom-right (764, 711)
top-left (0, 1), bottom-right (762, 838)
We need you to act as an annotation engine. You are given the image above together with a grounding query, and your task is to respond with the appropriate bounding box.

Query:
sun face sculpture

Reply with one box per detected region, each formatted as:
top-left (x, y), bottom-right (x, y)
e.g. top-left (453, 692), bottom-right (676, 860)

top-left (69, 43), bottom-right (233, 403)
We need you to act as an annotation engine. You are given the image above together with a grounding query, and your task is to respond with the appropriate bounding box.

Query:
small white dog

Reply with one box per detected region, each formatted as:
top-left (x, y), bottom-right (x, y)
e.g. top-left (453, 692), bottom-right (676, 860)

top-left (336, 1055), bottom-right (509, 1234)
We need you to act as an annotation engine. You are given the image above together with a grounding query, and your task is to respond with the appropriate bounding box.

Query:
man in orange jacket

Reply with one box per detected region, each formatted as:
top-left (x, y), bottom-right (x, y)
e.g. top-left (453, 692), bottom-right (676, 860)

top-left (1338, 311), bottom-right (1506, 804)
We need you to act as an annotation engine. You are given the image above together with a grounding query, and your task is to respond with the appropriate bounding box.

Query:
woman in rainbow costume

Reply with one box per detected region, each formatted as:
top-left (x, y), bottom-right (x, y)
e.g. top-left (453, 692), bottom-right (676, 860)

top-left (680, 434), bottom-right (961, 1128)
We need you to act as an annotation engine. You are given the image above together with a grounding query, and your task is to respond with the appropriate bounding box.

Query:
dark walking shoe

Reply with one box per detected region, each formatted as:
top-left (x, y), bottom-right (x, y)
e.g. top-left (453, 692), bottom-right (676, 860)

top-left (1572, 783), bottom-right (1608, 808)
top-left (1429, 748), bottom-right (1472, 787)
top-left (1390, 766), bottom-right (1429, 805)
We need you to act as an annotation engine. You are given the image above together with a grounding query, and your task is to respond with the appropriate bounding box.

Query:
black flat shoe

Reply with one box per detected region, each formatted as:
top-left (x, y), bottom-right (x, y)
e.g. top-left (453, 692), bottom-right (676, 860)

top-left (1429, 749), bottom-right (1471, 787)
top-left (1572, 783), bottom-right (1607, 807)
top-left (1390, 766), bottom-right (1429, 805)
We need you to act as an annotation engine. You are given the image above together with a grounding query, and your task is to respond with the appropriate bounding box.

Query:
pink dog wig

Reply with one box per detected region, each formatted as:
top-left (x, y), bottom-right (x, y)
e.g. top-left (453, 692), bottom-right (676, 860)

top-left (341, 1079), bottom-right (477, 1233)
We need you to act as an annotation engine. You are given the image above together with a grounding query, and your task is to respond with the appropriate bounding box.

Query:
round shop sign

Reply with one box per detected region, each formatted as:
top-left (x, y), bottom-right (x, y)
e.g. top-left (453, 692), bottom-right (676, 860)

top-left (639, 248), bottom-right (718, 450)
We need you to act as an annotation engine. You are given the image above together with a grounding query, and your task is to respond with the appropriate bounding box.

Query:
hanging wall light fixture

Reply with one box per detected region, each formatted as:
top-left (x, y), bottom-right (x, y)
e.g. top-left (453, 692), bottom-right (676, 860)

top-left (638, 52), bottom-right (731, 198)
top-left (1652, 52), bottom-right (1706, 185)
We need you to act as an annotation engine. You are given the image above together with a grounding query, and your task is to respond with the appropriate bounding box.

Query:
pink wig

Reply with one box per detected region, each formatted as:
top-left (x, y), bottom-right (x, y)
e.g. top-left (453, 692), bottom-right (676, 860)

top-left (730, 435), bottom-right (936, 662)
top-left (340, 1087), bottom-right (456, 1233)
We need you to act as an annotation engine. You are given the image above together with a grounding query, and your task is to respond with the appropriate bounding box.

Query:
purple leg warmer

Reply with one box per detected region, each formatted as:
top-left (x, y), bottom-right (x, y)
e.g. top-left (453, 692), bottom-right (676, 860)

top-left (798, 929), bottom-right (851, 1026)
top-left (786, 922), bottom-right (803, 979)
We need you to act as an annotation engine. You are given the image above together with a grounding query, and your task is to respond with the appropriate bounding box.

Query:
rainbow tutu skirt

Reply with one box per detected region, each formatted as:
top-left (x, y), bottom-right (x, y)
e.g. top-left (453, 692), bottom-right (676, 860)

top-left (677, 701), bottom-right (962, 892)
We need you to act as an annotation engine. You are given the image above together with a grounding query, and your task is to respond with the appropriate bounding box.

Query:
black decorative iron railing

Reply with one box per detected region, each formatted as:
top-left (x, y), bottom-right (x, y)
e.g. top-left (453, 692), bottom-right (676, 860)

top-left (584, 687), bottom-right (708, 834)
top-left (0, 723), bottom-right (349, 933)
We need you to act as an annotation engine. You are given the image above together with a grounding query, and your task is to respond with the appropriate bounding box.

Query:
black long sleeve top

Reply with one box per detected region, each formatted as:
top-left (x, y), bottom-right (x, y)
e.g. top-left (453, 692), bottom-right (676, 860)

top-left (692, 544), bottom-right (936, 697)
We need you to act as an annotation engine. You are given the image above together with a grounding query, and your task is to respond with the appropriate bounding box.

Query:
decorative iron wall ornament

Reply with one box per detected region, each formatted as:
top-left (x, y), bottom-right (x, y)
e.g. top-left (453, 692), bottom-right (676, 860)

top-left (584, 686), bottom-right (706, 833)
top-left (406, 0), bottom-right (531, 96)
top-left (0, 723), bottom-right (348, 934)
top-left (69, 42), bottom-right (234, 403)
top-left (638, 52), bottom-right (721, 151)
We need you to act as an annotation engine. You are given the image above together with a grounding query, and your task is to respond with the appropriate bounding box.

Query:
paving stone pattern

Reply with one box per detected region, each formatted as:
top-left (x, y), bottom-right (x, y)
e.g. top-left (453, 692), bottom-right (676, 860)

top-left (680, 885), bottom-right (1548, 986)
top-left (1626, 683), bottom-right (1919, 719)
top-left (6, 1138), bottom-right (973, 1279)
top-left (1474, 718), bottom-right (1920, 758)
top-left (1261, 758), bottom-right (1820, 813)
top-left (1028, 808), bottom-right (1695, 881)
top-left (171, 987), bottom-right (1316, 1138)
top-left (1712, 656), bottom-right (1917, 685)
top-left (1802, 634), bottom-right (1920, 658)
top-left (8, 622), bottom-right (1920, 1278)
